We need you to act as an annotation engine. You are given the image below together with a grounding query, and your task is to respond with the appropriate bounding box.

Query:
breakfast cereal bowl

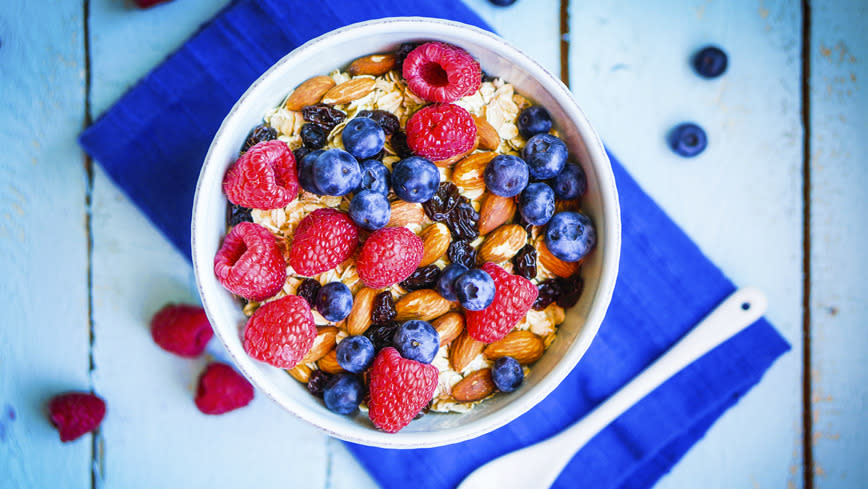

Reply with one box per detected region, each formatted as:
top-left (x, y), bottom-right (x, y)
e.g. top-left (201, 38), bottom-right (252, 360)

top-left (192, 17), bottom-right (620, 448)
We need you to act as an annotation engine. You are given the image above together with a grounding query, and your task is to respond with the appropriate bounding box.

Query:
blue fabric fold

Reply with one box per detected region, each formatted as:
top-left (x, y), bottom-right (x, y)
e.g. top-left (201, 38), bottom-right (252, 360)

top-left (78, 1), bottom-right (790, 488)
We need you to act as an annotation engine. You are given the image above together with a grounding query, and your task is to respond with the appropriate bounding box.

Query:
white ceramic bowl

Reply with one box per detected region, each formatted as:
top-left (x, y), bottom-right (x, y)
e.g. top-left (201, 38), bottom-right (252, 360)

top-left (192, 17), bottom-right (620, 448)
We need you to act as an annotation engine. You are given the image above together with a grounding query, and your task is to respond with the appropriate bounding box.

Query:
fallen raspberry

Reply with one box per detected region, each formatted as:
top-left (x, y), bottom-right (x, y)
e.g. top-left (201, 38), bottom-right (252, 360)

top-left (357, 227), bottom-right (423, 288)
top-left (403, 42), bottom-right (481, 103)
top-left (194, 362), bottom-right (255, 415)
top-left (214, 222), bottom-right (286, 301)
top-left (243, 295), bottom-right (316, 368)
top-left (47, 392), bottom-right (106, 442)
top-left (367, 347), bottom-right (438, 433)
top-left (223, 140), bottom-right (299, 210)
top-left (406, 104), bottom-right (477, 161)
top-left (150, 304), bottom-right (213, 358)
top-left (466, 262), bottom-right (538, 343)
top-left (289, 208), bottom-right (359, 276)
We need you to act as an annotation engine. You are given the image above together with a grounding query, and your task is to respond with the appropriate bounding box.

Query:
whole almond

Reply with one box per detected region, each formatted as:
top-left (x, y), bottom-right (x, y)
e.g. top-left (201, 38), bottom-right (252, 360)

top-left (395, 289), bottom-right (452, 321)
top-left (556, 199), bottom-right (581, 213)
top-left (478, 193), bottom-right (517, 235)
top-left (452, 151), bottom-right (496, 195)
top-left (322, 77), bottom-right (376, 105)
top-left (347, 287), bottom-right (376, 335)
top-left (387, 201), bottom-right (425, 228)
top-left (348, 53), bottom-right (397, 76)
top-left (537, 237), bottom-right (582, 278)
top-left (317, 349), bottom-right (344, 374)
top-left (452, 369), bottom-right (495, 402)
top-left (285, 76), bottom-right (335, 111)
top-left (432, 312), bottom-right (464, 346)
top-left (478, 224), bottom-right (527, 263)
top-left (287, 363), bottom-right (312, 383)
top-left (419, 223), bottom-right (451, 266)
top-left (473, 114), bottom-right (500, 150)
top-left (484, 330), bottom-right (545, 364)
top-left (302, 326), bottom-right (339, 363)
top-left (435, 137), bottom-right (479, 168)
top-left (449, 331), bottom-right (485, 372)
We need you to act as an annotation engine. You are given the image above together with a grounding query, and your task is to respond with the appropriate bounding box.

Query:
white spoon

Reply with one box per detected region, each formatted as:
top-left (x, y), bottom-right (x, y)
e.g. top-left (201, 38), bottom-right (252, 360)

top-left (456, 287), bottom-right (768, 489)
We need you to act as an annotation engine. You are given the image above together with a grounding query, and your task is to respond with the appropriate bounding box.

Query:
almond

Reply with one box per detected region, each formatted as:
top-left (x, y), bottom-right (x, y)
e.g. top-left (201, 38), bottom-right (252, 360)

top-left (317, 349), bottom-right (344, 374)
top-left (348, 53), bottom-right (397, 76)
top-left (432, 312), bottom-right (464, 346)
top-left (473, 114), bottom-right (500, 150)
top-left (347, 287), bottom-right (377, 335)
top-left (556, 199), bottom-right (581, 213)
top-left (435, 137), bottom-right (479, 168)
top-left (302, 326), bottom-right (339, 363)
top-left (452, 369), bottom-right (495, 402)
top-left (537, 237), bottom-right (582, 278)
top-left (284, 76), bottom-right (335, 111)
top-left (419, 223), bottom-right (451, 266)
top-left (449, 331), bottom-right (485, 372)
top-left (387, 200), bottom-right (425, 228)
top-left (452, 151), bottom-right (496, 195)
top-left (321, 77), bottom-right (376, 105)
top-left (478, 192), bottom-right (517, 235)
top-left (395, 289), bottom-right (452, 321)
top-left (478, 224), bottom-right (527, 263)
top-left (484, 330), bottom-right (545, 364)
top-left (287, 363), bottom-right (312, 383)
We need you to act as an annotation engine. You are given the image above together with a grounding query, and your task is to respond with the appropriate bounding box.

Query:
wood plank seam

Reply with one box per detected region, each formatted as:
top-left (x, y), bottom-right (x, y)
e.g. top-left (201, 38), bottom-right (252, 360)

top-left (800, 1), bottom-right (813, 489)
top-left (559, 0), bottom-right (570, 87)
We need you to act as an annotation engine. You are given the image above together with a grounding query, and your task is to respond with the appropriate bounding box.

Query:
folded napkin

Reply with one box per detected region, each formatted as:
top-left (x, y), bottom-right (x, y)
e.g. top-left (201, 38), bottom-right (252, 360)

top-left (79, 1), bottom-right (790, 488)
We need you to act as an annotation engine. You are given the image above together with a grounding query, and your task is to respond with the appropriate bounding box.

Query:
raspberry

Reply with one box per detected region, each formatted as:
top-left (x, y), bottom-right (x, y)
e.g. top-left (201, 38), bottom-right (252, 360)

top-left (243, 295), bottom-right (316, 368)
top-left (47, 392), bottom-right (106, 442)
top-left (222, 140), bottom-right (299, 210)
top-left (150, 304), bottom-right (213, 358)
top-left (357, 227), bottom-right (423, 288)
top-left (289, 208), bottom-right (359, 276)
top-left (402, 42), bottom-right (481, 103)
top-left (466, 262), bottom-right (538, 343)
top-left (367, 347), bottom-right (438, 433)
top-left (214, 222), bottom-right (286, 301)
top-left (194, 362), bottom-right (255, 415)
top-left (406, 104), bottom-right (477, 161)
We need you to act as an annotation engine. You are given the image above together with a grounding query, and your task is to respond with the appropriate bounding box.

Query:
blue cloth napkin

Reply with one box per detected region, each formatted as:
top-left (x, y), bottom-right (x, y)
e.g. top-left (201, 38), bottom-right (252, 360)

top-left (78, 1), bottom-right (790, 488)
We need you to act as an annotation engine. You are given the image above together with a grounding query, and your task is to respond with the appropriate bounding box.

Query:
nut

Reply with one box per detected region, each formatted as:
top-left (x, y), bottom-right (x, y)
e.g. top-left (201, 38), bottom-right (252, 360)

top-left (473, 114), bottom-right (500, 150)
top-left (302, 326), bottom-right (339, 363)
top-left (419, 223), bottom-right (451, 266)
top-left (435, 137), bottom-right (479, 168)
top-left (432, 312), bottom-right (464, 346)
top-left (452, 369), bottom-right (495, 402)
top-left (387, 201), bottom-right (425, 228)
top-left (484, 330), bottom-right (544, 364)
top-left (346, 287), bottom-right (376, 335)
top-left (287, 363), bottom-right (312, 383)
top-left (395, 289), bottom-right (452, 321)
top-left (452, 151), bottom-right (496, 195)
top-left (348, 53), bottom-right (397, 76)
top-left (478, 192), bottom-right (517, 235)
top-left (449, 331), bottom-right (485, 372)
top-left (317, 349), bottom-right (344, 374)
top-left (321, 77), bottom-right (376, 105)
top-left (555, 199), bottom-right (581, 213)
top-left (284, 76), bottom-right (335, 111)
top-left (478, 224), bottom-right (527, 263)
top-left (537, 237), bottom-right (582, 278)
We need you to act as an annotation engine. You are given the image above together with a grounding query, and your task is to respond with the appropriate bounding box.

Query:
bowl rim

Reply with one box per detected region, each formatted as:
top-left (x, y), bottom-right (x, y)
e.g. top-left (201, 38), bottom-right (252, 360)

top-left (192, 16), bottom-right (621, 448)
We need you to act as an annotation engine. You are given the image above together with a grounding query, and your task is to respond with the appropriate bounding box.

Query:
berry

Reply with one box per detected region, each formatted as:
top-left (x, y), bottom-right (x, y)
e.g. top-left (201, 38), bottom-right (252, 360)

top-left (693, 45), bottom-right (728, 78)
top-left (357, 109), bottom-right (400, 135)
top-left (465, 262), bottom-right (538, 343)
top-left (402, 42), bottom-right (481, 103)
top-left (226, 203), bottom-right (253, 227)
top-left (519, 182), bottom-right (555, 226)
top-left (293, 146), bottom-right (312, 164)
top-left (491, 357), bottom-right (523, 392)
top-left (150, 304), bottom-right (213, 358)
top-left (349, 190), bottom-right (391, 231)
top-left (214, 222), bottom-right (286, 301)
top-left (488, 0), bottom-right (517, 6)
top-left (483, 154), bottom-right (529, 197)
top-left (437, 263), bottom-right (468, 301)
top-left (241, 123), bottom-right (277, 153)
top-left (545, 211), bottom-right (596, 262)
top-left (552, 162), bottom-right (587, 200)
top-left (307, 370), bottom-right (331, 397)
top-left (301, 122), bottom-right (327, 149)
top-left (289, 208), bottom-right (359, 276)
top-left (312, 149), bottom-right (362, 196)
top-left (392, 156), bottom-right (441, 203)
top-left (243, 295), bottom-right (317, 368)
top-left (517, 105), bottom-right (552, 139)
top-left (406, 104), bottom-right (477, 161)
top-left (668, 123), bottom-right (708, 157)
top-left (194, 362), bottom-right (254, 415)
top-left (455, 268), bottom-right (496, 311)
top-left (47, 392), bottom-right (106, 442)
top-left (523, 134), bottom-right (568, 180)
top-left (295, 278), bottom-right (321, 307)
top-left (357, 227), bottom-right (424, 288)
top-left (223, 140), bottom-right (299, 209)
top-left (315, 282), bottom-right (354, 322)
top-left (395, 42), bottom-right (422, 73)
top-left (323, 373), bottom-right (365, 415)
top-left (393, 320), bottom-right (440, 364)
top-left (297, 149), bottom-right (325, 193)
top-left (336, 336), bottom-right (376, 373)
top-left (367, 347), bottom-right (438, 433)
top-left (342, 117), bottom-right (386, 160)
top-left (356, 159), bottom-right (391, 195)
top-left (399, 265), bottom-right (442, 291)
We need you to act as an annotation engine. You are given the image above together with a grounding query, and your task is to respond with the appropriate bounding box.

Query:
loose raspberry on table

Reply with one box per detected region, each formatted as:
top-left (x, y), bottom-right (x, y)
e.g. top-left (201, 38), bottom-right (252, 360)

top-left (367, 347), bottom-right (438, 433)
top-left (214, 222), bottom-right (286, 302)
top-left (356, 227), bottom-right (423, 288)
top-left (406, 103), bottom-right (477, 161)
top-left (47, 392), bottom-right (106, 442)
top-left (243, 295), bottom-right (316, 368)
top-left (194, 362), bottom-right (255, 415)
top-left (289, 208), bottom-right (359, 276)
top-left (223, 140), bottom-right (299, 210)
top-left (150, 304), bottom-right (213, 358)
top-left (402, 42), bottom-right (481, 103)
top-left (466, 262), bottom-right (538, 343)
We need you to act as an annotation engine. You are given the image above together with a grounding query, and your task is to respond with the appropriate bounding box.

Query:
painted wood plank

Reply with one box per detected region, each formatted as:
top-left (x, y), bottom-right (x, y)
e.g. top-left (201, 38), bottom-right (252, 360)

top-left (809, 1), bottom-right (868, 487)
top-left (568, 1), bottom-right (804, 488)
top-left (0, 1), bottom-right (91, 487)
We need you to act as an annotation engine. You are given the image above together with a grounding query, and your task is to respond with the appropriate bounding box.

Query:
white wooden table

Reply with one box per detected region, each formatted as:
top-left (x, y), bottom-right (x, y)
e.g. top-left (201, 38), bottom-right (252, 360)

top-left (1, 0), bottom-right (865, 488)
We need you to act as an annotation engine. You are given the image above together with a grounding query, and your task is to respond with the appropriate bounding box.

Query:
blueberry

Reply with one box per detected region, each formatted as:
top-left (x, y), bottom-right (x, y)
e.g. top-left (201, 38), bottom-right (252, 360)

top-left (312, 149), bottom-right (362, 196)
top-left (517, 106), bottom-right (553, 139)
top-left (315, 282), bottom-right (354, 322)
top-left (356, 159), bottom-right (391, 195)
top-left (298, 149), bottom-right (325, 193)
top-left (300, 122), bottom-right (327, 149)
top-left (692, 45), bottom-right (728, 79)
top-left (545, 211), bottom-right (596, 262)
top-left (323, 373), bottom-right (364, 414)
top-left (523, 134), bottom-right (568, 180)
top-left (491, 357), bottom-right (523, 392)
top-left (454, 268), bottom-right (495, 311)
top-left (393, 320), bottom-right (440, 364)
top-left (342, 117), bottom-right (386, 160)
top-left (336, 336), bottom-right (375, 373)
top-left (437, 263), bottom-right (468, 301)
top-left (552, 162), bottom-right (587, 200)
top-left (392, 156), bottom-right (440, 203)
top-left (349, 190), bottom-right (391, 231)
top-left (668, 123), bottom-right (708, 157)
top-left (519, 182), bottom-right (555, 226)
top-left (488, 0), bottom-right (517, 6)
top-left (483, 154), bottom-right (530, 197)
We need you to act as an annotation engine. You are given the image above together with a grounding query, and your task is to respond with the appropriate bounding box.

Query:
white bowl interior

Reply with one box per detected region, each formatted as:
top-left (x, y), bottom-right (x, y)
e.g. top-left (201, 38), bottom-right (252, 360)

top-left (192, 18), bottom-right (620, 448)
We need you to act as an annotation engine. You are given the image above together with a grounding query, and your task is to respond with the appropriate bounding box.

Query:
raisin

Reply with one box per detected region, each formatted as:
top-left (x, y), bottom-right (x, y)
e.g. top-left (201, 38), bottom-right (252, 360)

top-left (422, 182), bottom-right (461, 222)
top-left (481, 71), bottom-right (497, 83)
top-left (307, 370), bottom-right (331, 398)
top-left (302, 104), bottom-right (346, 133)
top-left (226, 203), bottom-right (253, 227)
top-left (395, 42), bottom-right (422, 72)
top-left (556, 275), bottom-right (584, 308)
top-left (533, 279), bottom-right (561, 310)
top-left (296, 279), bottom-right (322, 307)
top-left (293, 146), bottom-right (311, 163)
top-left (518, 215), bottom-right (534, 234)
top-left (357, 110), bottom-right (400, 136)
top-left (512, 244), bottom-right (537, 280)
top-left (390, 131), bottom-right (414, 158)
top-left (241, 124), bottom-right (277, 153)
top-left (364, 321), bottom-right (400, 352)
top-left (371, 291), bottom-right (396, 324)
top-left (447, 240), bottom-right (477, 269)
top-left (414, 402), bottom-right (431, 420)
top-left (445, 197), bottom-right (479, 241)
top-left (399, 265), bottom-right (442, 291)
top-left (300, 122), bottom-right (327, 149)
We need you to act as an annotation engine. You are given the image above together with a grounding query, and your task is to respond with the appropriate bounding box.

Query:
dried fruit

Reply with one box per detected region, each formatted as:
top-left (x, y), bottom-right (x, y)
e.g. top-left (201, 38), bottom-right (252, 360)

top-left (357, 109), bottom-right (400, 136)
top-left (444, 197), bottom-right (479, 241)
top-left (295, 278), bottom-right (322, 307)
top-left (387, 200), bottom-right (425, 227)
top-left (371, 291), bottom-right (397, 324)
top-left (364, 320), bottom-right (400, 352)
top-left (302, 103), bottom-right (347, 132)
top-left (422, 182), bottom-right (461, 222)
top-left (478, 192), bottom-right (516, 235)
top-left (302, 326), bottom-right (339, 363)
top-left (285, 76), bottom-right (336, 111)
top-left (322, 77), bottom-right (377, 105)
top-left (478, 224), bottom-right (526, 263)
top-left (483, 330), bottom-right (544, 364)
top-left (447, 239), bottom-right (477, 269)
top-left (241, 124), bottom-right (278, 153)
top-left (395, 289), bottom-right (452, 321)
top-left (347, 287), bottom-right (377, 335)
top-left (473, 114), bottom-right (500, 151)
top-left (348, 53), bottom-right (397, 76)
top-left (532, 279), bottom-right (560, 310)
top-left (513, 244), bottom-right (538, 280)
top-left (451, 369), bottom-right (495, 402)
top-left (306, 369), bottom-right (332, 397)
top-left (556, 275), bottom-right (584, 309)
top-left (449, 331), bottom-right (485, 372)
top-left (432, 312), bottom-right (464, 346)
top-left (390, 131), bottom-right (414, 158)
top-left (419, 222), bottom-right (451, 267)
top-left (399, 265), bottom-right (443, 291)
